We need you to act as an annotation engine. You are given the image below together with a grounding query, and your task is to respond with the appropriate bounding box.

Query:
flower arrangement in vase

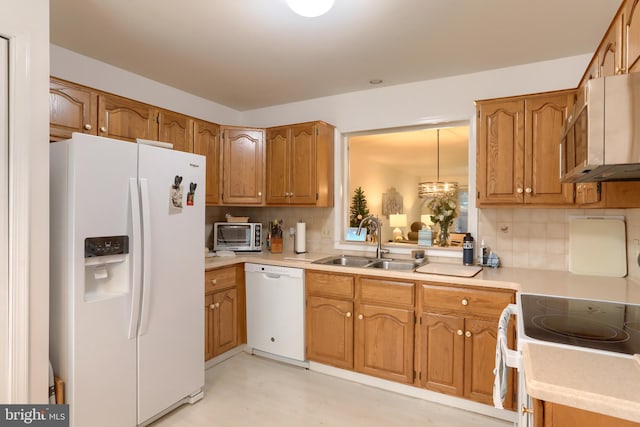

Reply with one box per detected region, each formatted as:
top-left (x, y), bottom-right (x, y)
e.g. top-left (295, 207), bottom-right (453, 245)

top-left (427, 191), bottom-right (458, 247)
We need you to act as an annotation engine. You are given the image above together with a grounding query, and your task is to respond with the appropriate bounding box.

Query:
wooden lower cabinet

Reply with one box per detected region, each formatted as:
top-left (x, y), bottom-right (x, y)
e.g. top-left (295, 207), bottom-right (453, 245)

top-left (306, 295), bottom-right (354, 369)
top-left (354, 276), bottom-right (415, 384)
top-left (305, 271), bottom-right (355, 369)
top-left (205, 265), bottom-right (245, 360)
top-left (417, 282), bottom-right (515, 407)
top-left (306, 271), bottom-right (415, 385)
top-left (306, 271), bottom-right (517, 407)
top-left (535, 399), bottom-right (640, 427)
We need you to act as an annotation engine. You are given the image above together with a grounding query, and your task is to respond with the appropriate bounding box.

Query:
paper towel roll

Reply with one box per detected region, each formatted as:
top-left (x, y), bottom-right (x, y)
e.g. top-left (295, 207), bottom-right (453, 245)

top-left (295, 222), bottom-right (306, 254)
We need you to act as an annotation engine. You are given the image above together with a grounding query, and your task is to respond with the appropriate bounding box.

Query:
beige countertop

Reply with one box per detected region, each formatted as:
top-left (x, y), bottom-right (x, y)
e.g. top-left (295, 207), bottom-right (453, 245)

top-left (523, 342), bottom-right (640, 423)
top-left (204, 250), bottom-right (640, 421)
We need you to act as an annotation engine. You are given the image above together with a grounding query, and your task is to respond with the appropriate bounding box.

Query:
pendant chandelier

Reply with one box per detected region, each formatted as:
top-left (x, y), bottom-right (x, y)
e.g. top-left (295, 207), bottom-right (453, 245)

top-left (418, 129), bottom-right (458, 198)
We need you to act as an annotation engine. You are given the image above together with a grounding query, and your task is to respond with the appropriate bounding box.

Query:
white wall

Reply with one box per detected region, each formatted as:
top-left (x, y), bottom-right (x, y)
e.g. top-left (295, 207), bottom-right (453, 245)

top-left (50, 45), bottom-right (243, 126)
top-left (0, 0), bottom-right (50, 403)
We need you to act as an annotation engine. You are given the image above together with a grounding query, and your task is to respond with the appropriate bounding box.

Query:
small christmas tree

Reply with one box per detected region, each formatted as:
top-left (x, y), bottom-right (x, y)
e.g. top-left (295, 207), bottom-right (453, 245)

top-left (350, 187), bottom-right (370, 228)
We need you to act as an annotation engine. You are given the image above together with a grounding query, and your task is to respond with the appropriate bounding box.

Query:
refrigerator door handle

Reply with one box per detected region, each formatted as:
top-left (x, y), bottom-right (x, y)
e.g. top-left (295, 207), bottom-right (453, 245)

top-left (138, 178), bottom-right (152, 336)
top-left (128, 178), bottom-right (142, 339)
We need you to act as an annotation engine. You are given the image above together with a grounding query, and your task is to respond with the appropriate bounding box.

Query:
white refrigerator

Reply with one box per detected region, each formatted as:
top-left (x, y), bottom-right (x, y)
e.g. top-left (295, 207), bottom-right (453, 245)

top-left (49, 133), bottom-right (205, 427)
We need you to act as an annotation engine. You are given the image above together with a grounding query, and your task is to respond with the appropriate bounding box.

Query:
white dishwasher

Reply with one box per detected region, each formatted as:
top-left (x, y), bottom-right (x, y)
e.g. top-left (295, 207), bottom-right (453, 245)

top-left (244, 263), bottom-right (306, 365)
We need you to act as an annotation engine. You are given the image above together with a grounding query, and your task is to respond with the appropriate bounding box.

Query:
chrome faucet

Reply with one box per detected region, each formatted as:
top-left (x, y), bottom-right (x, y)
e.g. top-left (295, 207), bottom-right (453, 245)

top-left (357, 215), bottom-right (389, 259)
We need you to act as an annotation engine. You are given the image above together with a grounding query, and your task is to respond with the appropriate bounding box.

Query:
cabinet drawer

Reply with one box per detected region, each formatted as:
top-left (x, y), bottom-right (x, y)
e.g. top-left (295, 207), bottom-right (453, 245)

top-left (357, 277), bottom-right (415, 308)
top-left (205, 266), bottom-right (237, 293)
top-left (421, 283), bottom-right (513, 318)
top-left (306, 271), bottom-right (354, 299)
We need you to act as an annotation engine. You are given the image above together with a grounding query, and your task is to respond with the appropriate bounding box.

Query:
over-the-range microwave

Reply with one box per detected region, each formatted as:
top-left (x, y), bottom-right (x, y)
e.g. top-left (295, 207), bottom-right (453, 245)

top-left (213, 222), bottom-right (262, 252)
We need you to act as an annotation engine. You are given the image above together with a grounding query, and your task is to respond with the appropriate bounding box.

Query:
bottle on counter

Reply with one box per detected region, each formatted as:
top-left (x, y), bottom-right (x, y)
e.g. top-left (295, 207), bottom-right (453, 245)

top-left (463, 233), bottom-right (474, 265)
top-left (478, 239), bottom-right (488, 265)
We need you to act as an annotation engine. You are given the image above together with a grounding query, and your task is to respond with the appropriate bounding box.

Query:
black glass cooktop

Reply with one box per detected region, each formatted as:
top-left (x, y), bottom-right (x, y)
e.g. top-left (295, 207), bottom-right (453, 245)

top-left (521, 294), bottom-right (640, 356)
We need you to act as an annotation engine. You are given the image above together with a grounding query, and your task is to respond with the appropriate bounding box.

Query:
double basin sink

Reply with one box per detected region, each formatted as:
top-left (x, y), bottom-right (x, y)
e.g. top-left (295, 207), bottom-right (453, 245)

top-left (313, 255), bottom-right (423, 271)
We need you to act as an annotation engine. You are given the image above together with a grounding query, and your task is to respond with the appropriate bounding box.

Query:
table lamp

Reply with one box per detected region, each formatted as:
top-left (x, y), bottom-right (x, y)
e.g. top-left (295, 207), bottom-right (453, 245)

top-left (389, 213), bottom-right (407, 241)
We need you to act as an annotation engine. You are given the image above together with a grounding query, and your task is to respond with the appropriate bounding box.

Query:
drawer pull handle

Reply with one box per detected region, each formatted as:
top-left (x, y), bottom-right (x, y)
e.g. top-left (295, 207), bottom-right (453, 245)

top-left (457, 329), bottom-right (463, 336)
top-left (346, 312), bottom-right (352, 318)
top-left (465, 331), bottom-right (472, 338)
top-left (461, 298), bottom-right (469, 306)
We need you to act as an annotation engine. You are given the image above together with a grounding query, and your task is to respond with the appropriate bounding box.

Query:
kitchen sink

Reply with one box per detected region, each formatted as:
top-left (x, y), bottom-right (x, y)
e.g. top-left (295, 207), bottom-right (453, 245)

top-left (366, 260), bottom-right (417, 271)
top-left (314, 255), bottom-right (377, 267)
top-left (313, 255), bottom-right (420, 271)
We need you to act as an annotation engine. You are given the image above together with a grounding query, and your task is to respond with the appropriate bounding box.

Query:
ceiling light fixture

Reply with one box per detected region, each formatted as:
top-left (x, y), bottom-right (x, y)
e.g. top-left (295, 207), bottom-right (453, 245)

top-left (287, 0), bottom-right (335, 17)
top-left (418, 129), bottom-right (458, 198)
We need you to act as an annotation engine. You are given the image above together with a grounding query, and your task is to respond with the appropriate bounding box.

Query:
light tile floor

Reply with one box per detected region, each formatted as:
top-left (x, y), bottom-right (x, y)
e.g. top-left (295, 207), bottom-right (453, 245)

top-left (151, 352), bottom-right (512, 427)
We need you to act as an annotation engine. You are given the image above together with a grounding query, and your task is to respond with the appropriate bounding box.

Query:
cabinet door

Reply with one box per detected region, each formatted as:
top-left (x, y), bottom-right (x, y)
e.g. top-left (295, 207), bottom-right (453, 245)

top-left (355, 304), bottom-right (414, 384)
top-left (599, 14), bottom-right (624, 77)
top-left (541, 401), bottom-right (640, 427)
top-left (158, 110), bottom-right (193, 152)
top-left (194, 120), bottom-right (221, 205)
top-left (221, 127), bottom-right (264, 204)
top-left (49, 78), bottom-right (98, 141)
top-left (476, 99), bottom-right (525, 205)
top-left (289, 123), bottom-right (317, 204)
top-left (211, 288), bottom-right (238, 357)
top-left (97, 94), bottom-right (159, 142)
top-left (265, 127), bottom-right (289, 204)
top-left (463, 318), bottom-right (502, 406)
top-left (419, 312), bottom-right (464, 396)
top-left (628, 0), bottom-right (640, 73)
top-left (205, 294), bottom-right (215, 360)
top-left (524, 93), bottom-right (574, 205)
top-left (306, 295), bottom-right (354, 369)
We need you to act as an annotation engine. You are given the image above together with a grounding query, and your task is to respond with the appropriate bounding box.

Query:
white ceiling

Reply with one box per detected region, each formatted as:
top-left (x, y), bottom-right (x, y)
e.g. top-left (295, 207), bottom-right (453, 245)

top-left (50, 0), bottom-right (620, 111)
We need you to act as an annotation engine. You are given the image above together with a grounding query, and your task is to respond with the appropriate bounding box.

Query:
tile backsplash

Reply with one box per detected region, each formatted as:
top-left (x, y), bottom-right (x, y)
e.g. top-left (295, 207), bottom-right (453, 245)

top-left (206, 206), bottom-right (336, 254)
top-left (206, 205), bottom-right (640, 279)
top-left (477, 207), bottom-right (640, 279)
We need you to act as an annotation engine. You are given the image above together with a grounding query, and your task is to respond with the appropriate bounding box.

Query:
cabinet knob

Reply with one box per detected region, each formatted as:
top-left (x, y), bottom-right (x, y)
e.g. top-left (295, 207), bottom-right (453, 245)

top-left (521, 404), bottom-right (534, 415)
top-left (290, 193), bottom-right (293, 197)
top-left (84, 124), bottom-right (92, 130)
top-left (210, 303), bottom-right (216, 310)
top-left (346, 311), bottom-right (352, 318)
top-left (461, 298), bottom-right (469, 306)
top-left (258, 191), bottom-right (262, 197)
top-left (211, 279), bottom-right (217, 285)
top-left (465, 331), bottom-right (472, 338)
top-left (457, 329), bottom-right (463, 336)
top-left (358, 314), bottom-right (363, 320)
top-left (525, 187), bottom-right (532, 194)
top-left (516, 187), bottom-right (523, 194)
top-left (99, 126), bottom-right (107, 133)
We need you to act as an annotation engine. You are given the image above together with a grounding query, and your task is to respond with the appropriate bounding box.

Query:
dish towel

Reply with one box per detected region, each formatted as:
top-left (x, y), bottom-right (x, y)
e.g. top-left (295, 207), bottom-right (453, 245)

top-left (492, 306), bottom-right (511, 409)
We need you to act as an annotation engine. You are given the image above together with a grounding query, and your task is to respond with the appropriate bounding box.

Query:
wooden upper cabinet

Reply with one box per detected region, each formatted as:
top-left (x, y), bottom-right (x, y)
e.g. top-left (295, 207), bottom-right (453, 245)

top-left (476, 98), bottom-right (525, 205)
top-left (628, 0), bottom-right (640, 72)
top-left (289, 123), bottom-right (319, 204)
top-left (97, 94), bottom-right (159, 142)
top-left (599, 9), bottom-right (625, 77)
top-left (221, 126), bottom-right (265, 205)
top-left (193, 120), bottom-right (221, 205)
top-left (158, 109), bottom-right (194, 152)
top-left (525, 92), bottom-right (574, 205)
top-left (477, 90), bottom-right (575, 206)
top-left (266, 121), bottom-right (334, 206)
top-left (49, 78), bottom-right (98, 141)
top-left (265, 127), bottom-right (290, 204)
